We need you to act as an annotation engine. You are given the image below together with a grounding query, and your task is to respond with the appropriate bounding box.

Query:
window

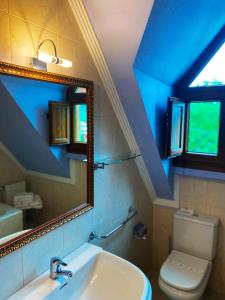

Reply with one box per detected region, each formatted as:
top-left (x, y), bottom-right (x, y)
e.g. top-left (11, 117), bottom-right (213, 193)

top-left (190, 42), bottom-right (225, 87)
top-left (167, 96), bottom-right (225, 172)
top-left (73, 104), bottom-right (87, 144)
top-left (187, 101), bottom-right (221, 155)
top-left (169, 32), bottom-right (225, 172)
top-left (48, 86), bottom-right (88, 155)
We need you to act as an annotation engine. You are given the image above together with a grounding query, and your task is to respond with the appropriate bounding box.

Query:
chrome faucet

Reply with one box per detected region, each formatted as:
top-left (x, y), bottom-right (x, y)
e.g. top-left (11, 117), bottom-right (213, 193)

top-left (50, 257), bottom-right (72, 279)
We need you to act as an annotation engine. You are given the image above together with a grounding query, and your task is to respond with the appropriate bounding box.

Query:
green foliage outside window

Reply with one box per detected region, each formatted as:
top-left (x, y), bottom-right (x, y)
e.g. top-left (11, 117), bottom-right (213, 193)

top-left (190, 42), bottom-right (225, 87)
top-left (187, 102), bottom-right (220, 154)
top-left (201, 79), bottom-right (224, 87)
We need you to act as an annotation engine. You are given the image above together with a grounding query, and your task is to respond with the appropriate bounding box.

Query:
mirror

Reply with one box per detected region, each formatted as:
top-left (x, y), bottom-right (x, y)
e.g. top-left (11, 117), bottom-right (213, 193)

top-left (0, 62), bottom-right (94, 257)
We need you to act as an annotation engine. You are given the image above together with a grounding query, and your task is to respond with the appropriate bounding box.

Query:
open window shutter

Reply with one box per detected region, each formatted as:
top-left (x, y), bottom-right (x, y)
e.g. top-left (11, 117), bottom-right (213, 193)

top-left (167, 97), bottom-right (185, 158)
top-left (49, 101), bottom-right (70, 145)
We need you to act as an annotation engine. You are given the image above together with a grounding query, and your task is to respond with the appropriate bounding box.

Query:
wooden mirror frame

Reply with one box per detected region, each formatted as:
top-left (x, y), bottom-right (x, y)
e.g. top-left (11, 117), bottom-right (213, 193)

top-left (0, 61), bottom-right (94, 257)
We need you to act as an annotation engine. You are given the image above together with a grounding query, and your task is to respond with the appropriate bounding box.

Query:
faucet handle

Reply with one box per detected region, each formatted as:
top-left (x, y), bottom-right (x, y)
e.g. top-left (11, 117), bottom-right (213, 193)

top-left (50, 257), bottom-right (67, 267)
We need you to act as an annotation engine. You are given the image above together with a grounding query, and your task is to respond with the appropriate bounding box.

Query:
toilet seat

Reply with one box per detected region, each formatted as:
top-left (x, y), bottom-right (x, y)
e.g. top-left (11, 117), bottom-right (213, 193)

top-left (159, 264), bottom-right (212, 300)
top-left (160, 250), bottom-right (209, 291)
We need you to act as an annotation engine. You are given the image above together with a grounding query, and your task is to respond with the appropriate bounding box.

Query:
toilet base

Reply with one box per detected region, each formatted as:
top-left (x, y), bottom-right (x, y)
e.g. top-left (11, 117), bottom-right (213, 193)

top-left (158, 262), bottom-right (212, 300)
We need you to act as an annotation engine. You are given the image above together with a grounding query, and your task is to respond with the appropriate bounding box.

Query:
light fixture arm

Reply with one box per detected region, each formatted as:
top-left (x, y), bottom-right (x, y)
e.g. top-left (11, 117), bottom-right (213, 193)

top-left (33, 38), bottom-right (72, 69)
top-left (36, 39), bottom-right (59, 62)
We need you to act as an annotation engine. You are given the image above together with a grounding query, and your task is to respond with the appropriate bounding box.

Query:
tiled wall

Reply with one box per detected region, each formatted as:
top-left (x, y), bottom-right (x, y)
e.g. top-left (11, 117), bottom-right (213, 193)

top-left (0, 145), bottom-right (25, 202)
top-left (152, 175), bottom-right (225, 295)
top-left (0, 146), bottom-right (25, 186)
top-left (0, 146), bottom-right (87, 221)
top-left (26, 162), bottom-right (87, 223)
top-left (0, 1), bottom-right (153, 299)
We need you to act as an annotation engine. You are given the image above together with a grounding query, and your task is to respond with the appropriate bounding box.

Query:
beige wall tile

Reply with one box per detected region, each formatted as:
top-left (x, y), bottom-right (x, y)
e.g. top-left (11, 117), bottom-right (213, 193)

top-left (206, 180), bottom-right (225, 213)
top-left (26, 171), bottom-right (86, 224)
top-left (62, 209), bottom-right (94, 257)
top-left (10, 16), bottom-right (57, 67)
top-left (152, 206), bottom-right (174, 270)
top-left (9, 0), bottom-right (58, 32)
top-left (179, 176), bottom-right (208, 212)
top-left (0, 146), bottom-right (25, 186)
top-left (0, 11), bottom-right (11, 62)
top-left (56, 0), bottom-right (82, 41)
top-left (152, 206), bottom-right (160, 270)
top-left (56, 36), bottom-right (91, 78)
top-left (0, 0), bottom-right (8, 13)
top-left (88, 57), bottom-right (103, 85)
top-left (208, 208), bottom-right (225, 294)
top-left (0, 250), bottom-right (23, 299)
top-left (22, 227), bottom-right (63, 285)
top-left (94, 83), bottom-right (114, 118)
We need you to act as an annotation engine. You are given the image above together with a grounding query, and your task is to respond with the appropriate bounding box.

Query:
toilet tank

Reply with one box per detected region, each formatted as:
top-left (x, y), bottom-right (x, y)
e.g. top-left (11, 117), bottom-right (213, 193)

top-left (173, 210), bottom-right (219, 260)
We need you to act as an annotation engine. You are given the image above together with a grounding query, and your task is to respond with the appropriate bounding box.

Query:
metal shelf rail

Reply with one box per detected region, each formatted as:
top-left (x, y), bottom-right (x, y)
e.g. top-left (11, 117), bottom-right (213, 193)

top-left (89, 206), bottom-right (138, 241)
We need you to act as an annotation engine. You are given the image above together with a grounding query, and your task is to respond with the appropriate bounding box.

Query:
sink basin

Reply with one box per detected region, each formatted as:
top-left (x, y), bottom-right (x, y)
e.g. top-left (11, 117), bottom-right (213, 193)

top-left (8, 243), bottom-right (152, 300)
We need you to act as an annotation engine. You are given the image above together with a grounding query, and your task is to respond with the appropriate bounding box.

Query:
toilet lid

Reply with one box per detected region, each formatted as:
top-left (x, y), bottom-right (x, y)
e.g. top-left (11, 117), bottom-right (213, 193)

top-left (160, 250), bottom-right (209, 291)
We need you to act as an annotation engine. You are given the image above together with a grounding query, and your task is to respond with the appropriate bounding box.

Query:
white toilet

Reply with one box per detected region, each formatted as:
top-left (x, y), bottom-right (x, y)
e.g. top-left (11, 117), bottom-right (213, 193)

top-left (159, 210), bottom-right (219, 300)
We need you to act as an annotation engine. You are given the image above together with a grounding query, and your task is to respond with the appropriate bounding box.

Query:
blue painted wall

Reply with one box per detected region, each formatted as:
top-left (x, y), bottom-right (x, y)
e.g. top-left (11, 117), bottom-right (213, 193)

top-left (133, 68), bottom-right (174, 197)
top-left (133, 0), bottom-right (225, 198)
top-left (134, 69), bottom-right (173, 171)
top-left (112, 74), bottom-right (173, 200)
top-left (0, 75), bottom-right (70, 177)
top-left (135, 0), bottom-right (225, 86)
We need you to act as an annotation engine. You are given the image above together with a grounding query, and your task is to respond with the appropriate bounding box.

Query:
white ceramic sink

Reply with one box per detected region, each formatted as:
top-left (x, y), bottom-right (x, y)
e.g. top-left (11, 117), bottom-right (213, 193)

top-left (8, 243), bottom-right (152, 300)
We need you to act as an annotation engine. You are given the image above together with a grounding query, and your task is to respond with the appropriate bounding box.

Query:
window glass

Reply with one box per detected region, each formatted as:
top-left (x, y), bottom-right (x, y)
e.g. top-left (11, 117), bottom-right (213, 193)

top-left (187, 101), bottom-right (220, 155)
top-left (73, 104), bottom-right (87, 143)
top-left (190, 42), bottom-right (225, 87)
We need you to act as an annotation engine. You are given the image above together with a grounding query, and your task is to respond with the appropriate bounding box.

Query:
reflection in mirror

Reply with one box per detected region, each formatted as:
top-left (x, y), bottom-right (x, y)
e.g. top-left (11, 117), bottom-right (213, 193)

top-left (73, 104), bottom-right (87, 144)
top-left (0, 74), bottom-right (88, 246)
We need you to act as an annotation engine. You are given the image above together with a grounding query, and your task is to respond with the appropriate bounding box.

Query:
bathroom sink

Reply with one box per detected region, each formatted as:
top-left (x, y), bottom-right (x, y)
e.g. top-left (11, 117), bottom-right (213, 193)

top-left (8, 243), bottom-right (151, 300)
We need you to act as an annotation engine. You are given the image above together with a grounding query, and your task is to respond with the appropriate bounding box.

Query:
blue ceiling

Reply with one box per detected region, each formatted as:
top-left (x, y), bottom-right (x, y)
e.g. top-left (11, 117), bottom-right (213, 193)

top-left (135, 0), bottom-right (225, 86)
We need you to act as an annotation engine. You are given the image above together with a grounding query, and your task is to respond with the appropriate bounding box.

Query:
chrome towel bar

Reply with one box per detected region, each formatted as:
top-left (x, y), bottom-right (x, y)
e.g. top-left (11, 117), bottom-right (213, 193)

top-left (89, 206), bottom-right (138, 241)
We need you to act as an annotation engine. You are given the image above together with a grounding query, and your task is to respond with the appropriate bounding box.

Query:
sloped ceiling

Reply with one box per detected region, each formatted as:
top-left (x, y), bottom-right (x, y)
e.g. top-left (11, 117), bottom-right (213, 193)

top-left (0, 75), bottom-right (70, 177)
top-left (135, 0), bottom-right (225, 86)
top-left (83, 0), bottom-right (174, 200)
top-left (83, 0), bottom-right (225, 200)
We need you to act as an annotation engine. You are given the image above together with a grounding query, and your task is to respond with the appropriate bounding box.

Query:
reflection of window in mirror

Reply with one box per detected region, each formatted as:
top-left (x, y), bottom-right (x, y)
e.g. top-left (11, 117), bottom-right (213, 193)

top-left (49, 86), bottom-right (88, 155)
top-left (73, 104), bottom-right (87, 144)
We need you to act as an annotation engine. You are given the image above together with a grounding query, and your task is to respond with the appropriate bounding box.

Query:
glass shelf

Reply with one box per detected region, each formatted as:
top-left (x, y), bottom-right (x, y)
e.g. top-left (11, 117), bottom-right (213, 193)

top-left (94, 153), bottom-right (141, 170)
top-left (66, 153), bottom-right (87, 162)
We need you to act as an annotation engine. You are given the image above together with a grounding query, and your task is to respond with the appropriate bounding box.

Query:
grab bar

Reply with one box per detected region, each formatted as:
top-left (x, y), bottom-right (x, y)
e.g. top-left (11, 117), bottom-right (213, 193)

top-left (89, 206), bottom-right (138, 241)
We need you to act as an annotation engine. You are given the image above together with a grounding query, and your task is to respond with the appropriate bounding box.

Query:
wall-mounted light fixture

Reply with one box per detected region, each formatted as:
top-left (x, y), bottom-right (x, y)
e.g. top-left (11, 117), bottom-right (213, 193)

top-left (31, 39), bottom-right (72, 71)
